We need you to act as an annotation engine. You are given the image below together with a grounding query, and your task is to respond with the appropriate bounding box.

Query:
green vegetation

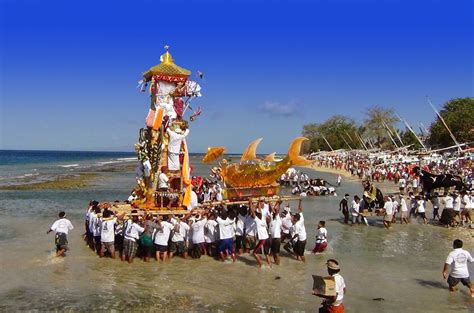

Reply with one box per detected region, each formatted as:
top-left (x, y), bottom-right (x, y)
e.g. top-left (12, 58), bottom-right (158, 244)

top-left (427, 97), bottom-right (474, 148)
top-left (302, 97), bottom-right (473, 152)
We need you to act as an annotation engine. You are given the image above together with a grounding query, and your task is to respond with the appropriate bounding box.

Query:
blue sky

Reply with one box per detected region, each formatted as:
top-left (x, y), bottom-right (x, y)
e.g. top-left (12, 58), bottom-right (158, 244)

top-left (1, 0), bottom-right (472, 153)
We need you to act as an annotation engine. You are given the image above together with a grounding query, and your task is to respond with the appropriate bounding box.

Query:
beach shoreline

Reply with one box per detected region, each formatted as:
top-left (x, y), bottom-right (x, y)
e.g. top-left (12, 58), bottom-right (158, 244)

top-left (305, 163), bottom-right (400, 194)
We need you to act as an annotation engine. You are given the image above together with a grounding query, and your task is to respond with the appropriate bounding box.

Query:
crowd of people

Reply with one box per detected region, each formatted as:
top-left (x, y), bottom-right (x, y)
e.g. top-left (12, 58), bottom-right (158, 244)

top-left (311, 150), bottom-right (473, 188)
top-left (79, 199), bottom-right (329, 267)
top-left (339, 188), bottom-right (473, 229)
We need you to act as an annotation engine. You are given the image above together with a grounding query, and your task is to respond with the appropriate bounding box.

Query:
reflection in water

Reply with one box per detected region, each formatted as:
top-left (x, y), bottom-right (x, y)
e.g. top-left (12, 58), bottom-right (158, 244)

top-left (0, 165), bottom-right (473, 312)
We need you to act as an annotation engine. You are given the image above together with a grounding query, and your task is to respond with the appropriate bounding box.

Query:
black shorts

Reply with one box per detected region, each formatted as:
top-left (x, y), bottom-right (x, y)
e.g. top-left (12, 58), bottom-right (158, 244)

top-left (154, 244), bottom-right (168, 253)
top-left (235, 235), bottom-right (245, 250)
top-left (447, 275), bottom-right (471, 287)
top-left (55, 232), bottom-right (68, 251)
top-left (294, 240), bottom-right (306, 256)
top-left (271, 238), bottom-right (281, 254)
top-left (142, 244), bottom-right (154, 257)
top-left (169, 241), bottom-right (186, 255)
top-left (418, 212), bottom-right (426, 219)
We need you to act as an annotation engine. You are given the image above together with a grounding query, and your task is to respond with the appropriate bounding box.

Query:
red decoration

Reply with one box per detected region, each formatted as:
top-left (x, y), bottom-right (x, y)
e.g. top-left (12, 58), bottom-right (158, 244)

top-left (174, 98), bottom-right (185, 118)
top-left (153, 74), bottom-right (188, 83)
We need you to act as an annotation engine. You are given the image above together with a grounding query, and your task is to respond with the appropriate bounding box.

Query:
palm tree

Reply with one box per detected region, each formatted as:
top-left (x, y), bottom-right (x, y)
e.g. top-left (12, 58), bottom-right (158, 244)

top-left (363, 106), bottom-right (398, 148)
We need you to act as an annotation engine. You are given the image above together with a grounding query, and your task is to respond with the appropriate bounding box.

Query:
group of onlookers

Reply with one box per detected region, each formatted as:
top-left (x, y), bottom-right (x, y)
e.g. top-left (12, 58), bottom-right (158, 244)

top-left (339, 188), bottom-right (473, 229)
top-left (311, 151), bottom-right (473, 189)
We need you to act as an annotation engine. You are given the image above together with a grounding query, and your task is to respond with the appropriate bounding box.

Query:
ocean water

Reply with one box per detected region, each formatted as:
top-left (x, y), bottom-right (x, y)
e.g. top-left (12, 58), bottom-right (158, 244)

top-left (0, 151), bottom-right (473, 312)
top-left (0, 150), bottom-right (137, 187)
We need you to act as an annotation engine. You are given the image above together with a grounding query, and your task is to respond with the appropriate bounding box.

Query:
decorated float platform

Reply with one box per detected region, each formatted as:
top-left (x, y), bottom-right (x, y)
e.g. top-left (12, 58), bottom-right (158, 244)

top-left (92, 46), bottom-right (314, 216)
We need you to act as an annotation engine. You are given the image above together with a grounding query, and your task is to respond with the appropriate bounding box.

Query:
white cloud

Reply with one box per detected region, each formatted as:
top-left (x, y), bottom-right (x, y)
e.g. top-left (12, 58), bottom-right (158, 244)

top-left (259, 100), bottom-right (300, 116)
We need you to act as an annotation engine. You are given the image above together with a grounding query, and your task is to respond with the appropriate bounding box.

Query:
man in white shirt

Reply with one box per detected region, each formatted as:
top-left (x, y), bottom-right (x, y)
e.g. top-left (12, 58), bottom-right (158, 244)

top-left (460, 191), bottom-right (472, 225)
top-left (443, 193), bottom-right (454, 210)
top-left (244, 212), bottom-right (257, 253)
top-left (234, 206), bottom-right (247, 255)
top-left (398, 177), bottom-right (406, 194)
top-left (47, 211), bottom-right (74, 257)
top-left (453, 193), bottom-right (461, 212)
top-left (291, 201), bottom-right (307, 262)
top-left (204, 213), bottom-right (218, 256)
top-left (121, 212), bottom-right (144, 264)
top-left (250, 200), bottom-right (271, 267)
top-left (190, 214), bottom-right (207, 258)
top-left (187, 188), bottom-right (199, 211)
top-left (443, 239), bottom-right (474, 297)
top-left (153, 215), bottom-right (174, 262)
top-left (216, 211), bottom-right (236, 262)
top-left (399, 195), bottom-right (409, 224)
top-left (269, 201), bottom-right (283, 265)
top-left (99, 210), bottom-right (116, 259)
top-left (312, 221), bottom-right (328, 253)
top-left (158, 166), bottom-right (170, 191)
top-left (313, 259), bottom-right (346, 312)
top-left (411, 176), bottom-right (419, 193)
top-left (169, 216), bottom-right (190, 259)
top-left (383, 196), bottom-right (393, 229)
top-left (351, 196), bottom-right (361, 225)
top-left (416, 196), bottom-right (428, 224)
top-left (166, 126), bottom-right (189, 171)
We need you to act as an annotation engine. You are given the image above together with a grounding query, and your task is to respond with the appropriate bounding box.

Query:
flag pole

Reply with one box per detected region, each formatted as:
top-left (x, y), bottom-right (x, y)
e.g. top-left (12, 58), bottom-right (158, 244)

top-left (427, 97), bottom-right (461, 152)
top-left (321, 135), bottom-right (334, 151)
top-left (340, 136), bottom-right (353, 150)
top-left (396, 113), bottom-right (426, 150)
top-left (382, 121), bottom-right (399, 148)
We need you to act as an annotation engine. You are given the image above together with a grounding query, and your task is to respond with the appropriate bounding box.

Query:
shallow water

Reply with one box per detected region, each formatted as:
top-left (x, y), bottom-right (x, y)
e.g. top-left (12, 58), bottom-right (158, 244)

top-left (0, 159), bottom-right (473, 312)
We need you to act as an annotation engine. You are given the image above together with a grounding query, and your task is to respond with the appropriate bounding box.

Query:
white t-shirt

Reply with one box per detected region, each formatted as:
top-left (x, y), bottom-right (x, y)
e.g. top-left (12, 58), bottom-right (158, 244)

top-left (384, 200), bottom-right (393, 215)
top-left (446, 248), bottom-right (473, 278)
top-left (153, 221), bottom-right (174, 246)
top-left (269, 215), bottom-right (282, 239)
top-left (124, 220), bottom-right (145, 241)
top-left (187, 190), bottom-right (198, 211)
top-left (316, 227), bottom-right (327, 243)
top-left (217, 217), bottom-right (234, 240)
top-left (100, 218), bottom-right (116, 243)
top-left (417, 200), bottom-right (425, 213)
top-left (462, 195), bottom-right (472, 209)
top-left (351, 200), bottom-right (360, 216)
top-left (453, 196), bottom-right (461, 212)
top-left (92, 215), bottom-right (101, 237)
top-left (254, 216), bottom-right (269, 241)
top-left (392, 200), bottom-right (399, 212)
top-left (51, 218), bottom-right (74, 235)
top-left (400, 198), bottom-right (408, 212)
top-left (158, 173), bottom-right (169, 189)
top-left (204, 219), bottom-right (218, 243)
top-left (167, 128), bottom-right (189, 154)
top-left (399, 178), bottom-right (406, 188)
top-left (171, 220), bottom-right (190, 242)
top-left (443, 196), bottom-right (454, 209)
top-left (244, 215), bottom-right (257, 236)
top-left (235, 214), bottom-right (246, 236)
top-left (88, 212), bottom-right (97, 233)
top-left (294, 219), bottom-right (306, 241)
top-left (333, 273), bottom-right (346, 304)
top-left (281, 214), bottom-right (292, 234)
top-left (191, 218), bottom-right (207, 244)
top-left (261, 203), bottom-right (271, 219)
top-left (412, 178), bottom-right (418, 188)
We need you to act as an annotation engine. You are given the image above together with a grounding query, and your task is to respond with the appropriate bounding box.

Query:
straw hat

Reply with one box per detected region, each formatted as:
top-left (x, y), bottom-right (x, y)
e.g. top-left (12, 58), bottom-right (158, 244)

top-left (326, 259), bottom-right (340, 270)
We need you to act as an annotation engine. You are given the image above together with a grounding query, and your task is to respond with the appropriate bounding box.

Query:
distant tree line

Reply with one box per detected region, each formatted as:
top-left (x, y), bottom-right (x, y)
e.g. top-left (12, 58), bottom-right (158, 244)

top-left (302, 97), bottom-right (473, 152)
